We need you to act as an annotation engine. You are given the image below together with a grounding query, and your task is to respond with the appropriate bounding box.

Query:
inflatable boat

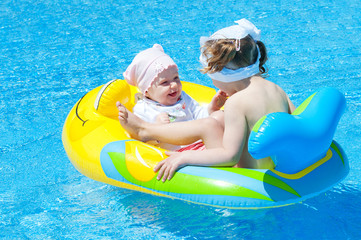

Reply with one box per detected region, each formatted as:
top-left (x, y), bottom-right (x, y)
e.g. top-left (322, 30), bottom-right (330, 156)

top-left (62, 79), bottom-right (348, 208)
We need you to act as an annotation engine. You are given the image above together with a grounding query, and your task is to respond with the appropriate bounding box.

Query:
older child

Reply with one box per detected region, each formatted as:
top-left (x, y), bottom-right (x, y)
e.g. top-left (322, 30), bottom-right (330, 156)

top-left (117, 19), bottom-right (295, 181)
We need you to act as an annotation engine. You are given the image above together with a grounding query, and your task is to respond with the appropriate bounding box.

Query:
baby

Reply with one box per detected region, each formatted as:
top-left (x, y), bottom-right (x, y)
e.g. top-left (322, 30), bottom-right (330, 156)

top-left (122, 44), bottom-right (227, 125)
top-left (118, 44), bottom-right (226, 150)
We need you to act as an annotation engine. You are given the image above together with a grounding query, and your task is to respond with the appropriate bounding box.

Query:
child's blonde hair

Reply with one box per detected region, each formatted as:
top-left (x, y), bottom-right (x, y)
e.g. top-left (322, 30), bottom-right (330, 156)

top-left (201, 35), bottom-right (268, 75)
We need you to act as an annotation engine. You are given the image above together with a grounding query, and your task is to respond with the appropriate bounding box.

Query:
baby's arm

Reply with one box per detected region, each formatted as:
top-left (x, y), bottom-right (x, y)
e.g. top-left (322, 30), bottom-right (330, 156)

top-left (208, 90), bottom-right (228, 114)
top-left (155, 112), bottom-right (171, 124)
top-left (133, 100), bottom-right (171, 124)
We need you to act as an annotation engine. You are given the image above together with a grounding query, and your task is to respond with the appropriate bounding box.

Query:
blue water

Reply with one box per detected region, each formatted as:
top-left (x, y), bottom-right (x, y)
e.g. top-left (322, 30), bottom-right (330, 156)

top-left (1, 0), bottom-right (360, 239)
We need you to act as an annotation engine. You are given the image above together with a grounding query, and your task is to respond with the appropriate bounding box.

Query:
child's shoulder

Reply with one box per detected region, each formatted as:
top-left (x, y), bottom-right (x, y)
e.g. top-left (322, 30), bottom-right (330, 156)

top-left (225, 91), bottom-right (250, 110)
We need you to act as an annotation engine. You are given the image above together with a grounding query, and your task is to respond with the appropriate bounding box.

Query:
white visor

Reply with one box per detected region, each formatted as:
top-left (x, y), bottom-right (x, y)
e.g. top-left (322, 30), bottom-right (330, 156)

top-left (199, 19), bottom-right (262, 82)
top-left (199, 47), bottom-right (261, 82)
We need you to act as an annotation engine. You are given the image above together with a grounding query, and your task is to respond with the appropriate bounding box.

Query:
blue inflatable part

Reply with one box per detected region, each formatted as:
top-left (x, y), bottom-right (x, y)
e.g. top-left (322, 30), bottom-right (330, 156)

top-left (248, 87), bottom-right (346, 174)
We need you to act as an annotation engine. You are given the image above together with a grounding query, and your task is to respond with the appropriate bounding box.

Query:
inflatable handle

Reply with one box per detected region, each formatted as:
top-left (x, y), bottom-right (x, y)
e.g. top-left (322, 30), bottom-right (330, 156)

top-left (248, 87), bottom-right (346, 174)
top-left (94, 79), bottom-right (133, 118)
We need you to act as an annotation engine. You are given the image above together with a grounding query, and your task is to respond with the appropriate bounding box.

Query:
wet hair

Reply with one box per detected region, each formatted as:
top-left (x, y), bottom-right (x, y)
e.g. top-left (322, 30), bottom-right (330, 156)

top-left (201, 35), bottom-right (268, 75)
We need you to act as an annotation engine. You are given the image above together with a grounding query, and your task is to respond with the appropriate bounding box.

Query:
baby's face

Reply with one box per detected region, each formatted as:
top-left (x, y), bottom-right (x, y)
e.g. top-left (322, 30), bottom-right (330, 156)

top-left (146, 67), bottom-right (182, 105)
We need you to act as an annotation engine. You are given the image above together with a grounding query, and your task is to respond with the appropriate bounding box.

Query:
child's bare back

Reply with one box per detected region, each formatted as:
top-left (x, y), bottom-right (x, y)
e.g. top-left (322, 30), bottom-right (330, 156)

top-left (220, 76), bottom-right (294, 169)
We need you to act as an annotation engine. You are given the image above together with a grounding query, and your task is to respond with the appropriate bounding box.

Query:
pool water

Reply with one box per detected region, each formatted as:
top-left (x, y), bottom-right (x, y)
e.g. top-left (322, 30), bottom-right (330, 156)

top-left (1, 0), bottom-right (361, 239)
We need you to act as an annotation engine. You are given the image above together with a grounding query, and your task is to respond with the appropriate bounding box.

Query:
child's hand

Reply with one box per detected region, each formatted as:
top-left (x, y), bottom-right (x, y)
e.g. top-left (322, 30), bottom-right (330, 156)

top-left (153, 151), bottom-right (187, 182)
top-left (209, 90), bottom-right (228, 113)
top-left (155, 112), bottom-right (170, 124)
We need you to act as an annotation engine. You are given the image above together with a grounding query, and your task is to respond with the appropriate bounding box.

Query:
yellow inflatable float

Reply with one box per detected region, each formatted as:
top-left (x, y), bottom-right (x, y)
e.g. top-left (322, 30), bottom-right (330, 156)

top-left (62, 79), bottom-right (348, 208)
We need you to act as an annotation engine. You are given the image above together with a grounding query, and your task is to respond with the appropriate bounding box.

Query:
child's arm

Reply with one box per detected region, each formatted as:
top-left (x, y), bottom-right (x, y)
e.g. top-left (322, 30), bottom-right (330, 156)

top-left (154, 97), bottom-right (247, 181)
top-left (287, 95), bottom-right (296, 114)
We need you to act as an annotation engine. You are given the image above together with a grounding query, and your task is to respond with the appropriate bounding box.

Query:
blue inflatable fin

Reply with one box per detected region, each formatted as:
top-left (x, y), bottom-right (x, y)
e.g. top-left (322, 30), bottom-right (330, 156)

top-left (248, 87), bottom-right (346, 174)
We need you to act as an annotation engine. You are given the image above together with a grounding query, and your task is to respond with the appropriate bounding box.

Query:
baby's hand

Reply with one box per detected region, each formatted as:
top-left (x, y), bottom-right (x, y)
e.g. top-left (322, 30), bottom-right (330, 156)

top-left (156, 112), bottom-right (170, 124)
top-left (209, 90), bottom-right (228, 113)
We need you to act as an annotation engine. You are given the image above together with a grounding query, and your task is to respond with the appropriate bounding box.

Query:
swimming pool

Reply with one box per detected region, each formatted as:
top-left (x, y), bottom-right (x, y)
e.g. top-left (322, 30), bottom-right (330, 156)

top-left (1, 0), bottom-right (360, 239)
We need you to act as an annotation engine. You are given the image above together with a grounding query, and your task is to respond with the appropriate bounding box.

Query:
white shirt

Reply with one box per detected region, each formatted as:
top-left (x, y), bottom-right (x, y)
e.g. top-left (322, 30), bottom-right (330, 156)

top-left (133, 91), bottom-right (209, 123)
